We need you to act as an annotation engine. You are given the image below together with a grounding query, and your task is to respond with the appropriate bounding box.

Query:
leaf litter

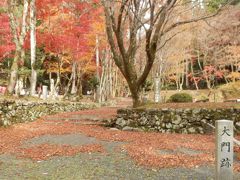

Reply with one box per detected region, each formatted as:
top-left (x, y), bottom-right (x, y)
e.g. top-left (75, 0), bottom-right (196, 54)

top-left (0, 107), bottom-right (240, 171)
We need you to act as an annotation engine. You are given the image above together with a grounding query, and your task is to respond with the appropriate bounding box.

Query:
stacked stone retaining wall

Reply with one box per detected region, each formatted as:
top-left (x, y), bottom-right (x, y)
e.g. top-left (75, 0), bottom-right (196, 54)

top-left (0, 100), bottom-right (97, 126)
top-left (111, 108), bottom-right (240, 134)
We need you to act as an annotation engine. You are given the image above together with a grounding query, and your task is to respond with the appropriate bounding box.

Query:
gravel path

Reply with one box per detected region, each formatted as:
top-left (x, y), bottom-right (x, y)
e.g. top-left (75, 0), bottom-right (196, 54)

top-left (0, 153), bottom-right (216, 180)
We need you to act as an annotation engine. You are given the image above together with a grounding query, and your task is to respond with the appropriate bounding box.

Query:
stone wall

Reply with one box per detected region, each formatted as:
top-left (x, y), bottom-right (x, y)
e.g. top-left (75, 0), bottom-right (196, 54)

top-left (110, 108), bottom-right (240, 134)
top-left (0, 100), bottom-right (97, 126)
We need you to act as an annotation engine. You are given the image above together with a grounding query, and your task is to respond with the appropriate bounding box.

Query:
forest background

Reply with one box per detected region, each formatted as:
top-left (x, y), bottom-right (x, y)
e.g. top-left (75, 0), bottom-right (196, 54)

top-left (0, 0), bottom-right (240, 106)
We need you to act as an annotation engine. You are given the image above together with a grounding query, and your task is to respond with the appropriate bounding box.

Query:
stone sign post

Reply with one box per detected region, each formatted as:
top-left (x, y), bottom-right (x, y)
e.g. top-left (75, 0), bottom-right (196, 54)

top-left (42, 85), bottom-right (48, 100)
top-left (154, 76), bottom-right (161, 103)
top-left (215, 120), bottom-right (233, 180)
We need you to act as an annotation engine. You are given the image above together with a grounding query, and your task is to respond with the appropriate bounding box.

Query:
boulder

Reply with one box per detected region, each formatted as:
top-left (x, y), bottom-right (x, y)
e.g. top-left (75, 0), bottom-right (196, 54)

top-left (116, 118), bottom-right (128, 127)
top-left (172, 115), bottom-right (182, 125)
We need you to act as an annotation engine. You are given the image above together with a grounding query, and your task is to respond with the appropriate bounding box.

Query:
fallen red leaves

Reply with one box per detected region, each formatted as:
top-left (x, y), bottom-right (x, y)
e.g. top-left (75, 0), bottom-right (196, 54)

top-left (0, 107), bottom-right (240, 171)
top-left (124, 141), bottom-right (214, 168)
top-left (15, 144), bottom-right (105, 161)
top-left (42, 107), bottom-right (117, 121)
top-left (125, 145), bottom-right (213, 168)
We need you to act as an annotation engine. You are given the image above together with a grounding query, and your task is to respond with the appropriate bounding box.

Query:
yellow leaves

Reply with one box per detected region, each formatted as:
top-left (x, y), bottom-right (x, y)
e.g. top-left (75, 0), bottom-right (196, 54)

top-left (46, 53), bottom-right (72, 74)
top-left (226, 72), bottom-right (240, 81)
top-left (86, 15), bottom-right (107, 49)
top-left (47, 66), bottom-right (71, 74)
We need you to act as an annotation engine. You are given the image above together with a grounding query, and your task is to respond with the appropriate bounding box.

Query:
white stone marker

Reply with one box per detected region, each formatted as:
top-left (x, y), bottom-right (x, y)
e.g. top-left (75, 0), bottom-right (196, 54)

top-left (215, 120), bottom-right (233, 180)
top-left (42, 85), bottom-right (48, 100)
top-left (50, 79), bottom-right (55, 95)
top-left (154, 76), bottom-right (160, 103)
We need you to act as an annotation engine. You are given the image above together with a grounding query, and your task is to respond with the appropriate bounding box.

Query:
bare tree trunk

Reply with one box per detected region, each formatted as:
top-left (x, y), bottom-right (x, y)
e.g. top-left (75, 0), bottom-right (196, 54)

top-left (108, 52), bottom-right (113, 98)
top-left (197, 51), bottom-right (202, 71)
top-left (71, 62), bottom-right (77, 94)
top-left (54, 55), bottom-right (62, 90)
top-left (158, 56), bottom-right (165, 100)
top-left (99, 53), bottom-right (106, 102)
top-left (175, 78), bottom-right (179, 90)
top-left (55, 72), bottom-right (60, 89)
top-left (175, 62), bottom-right (179, 90)
top-left (63, 72), bottom-right (73, 97)
top-left (190, 60), bottom-right (199, 90)
top-left (8, 55), bottom-right (19, 93)
top-left (185, 59), bottom-right (189, 88)
top-left (49, 72), bottom-right (52, 83)
top-left (205, 77), bottom-right (211, 89)
top-left (113, 69), bottom-right (118, 97)
top-left (231, 63), bottom-right (234, 72)
top-left (180, 72), bottom-right (184, 91)
top-left (76, 71), bottom-right (83, 97)
top-left (95, 36), bottom-right (101, 102)
top-left (77, 80), bottom-right (82, 97)
top-left (7, 0), bottom-right (29, 94)
top-left (30, 0), bottom-right (37, 96)
top-left (222, 67), bottom-right (229, 84)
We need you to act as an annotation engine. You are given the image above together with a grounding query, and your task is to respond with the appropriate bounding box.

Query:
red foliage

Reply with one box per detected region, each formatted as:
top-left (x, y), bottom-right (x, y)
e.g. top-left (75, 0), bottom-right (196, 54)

top-left (1, 0), bottom-right (105, 78)
top-left (0, 13), bottom-right (15, 61)
top-left (203, 65), bottom-right (224, 79)
top-left (35, 0), bottom-right (105, 75)
top-left (36, 0), bottom-right (101, 53)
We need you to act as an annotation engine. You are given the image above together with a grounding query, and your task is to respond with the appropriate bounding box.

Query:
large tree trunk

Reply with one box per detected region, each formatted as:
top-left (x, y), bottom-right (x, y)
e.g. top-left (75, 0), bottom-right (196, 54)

top-left (30, 0), bottom-right (37, 96)
top-left (103, 1), bottom-right (168, 107)
top-left (129, 86), bottom-right (141, 107)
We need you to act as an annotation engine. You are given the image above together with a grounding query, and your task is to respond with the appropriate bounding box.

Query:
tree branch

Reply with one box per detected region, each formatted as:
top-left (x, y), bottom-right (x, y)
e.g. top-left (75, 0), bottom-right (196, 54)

top-left (162, 7), bottom-right (224, 35)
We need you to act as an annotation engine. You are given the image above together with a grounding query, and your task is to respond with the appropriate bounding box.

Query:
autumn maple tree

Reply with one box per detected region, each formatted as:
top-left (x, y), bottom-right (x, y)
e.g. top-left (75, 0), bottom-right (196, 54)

top-left (101, 0), bottom-right (226, 107)
top-left (36, 0), bottom-right (105, 96)
top-left (1, 0), bottom-right (237, 102)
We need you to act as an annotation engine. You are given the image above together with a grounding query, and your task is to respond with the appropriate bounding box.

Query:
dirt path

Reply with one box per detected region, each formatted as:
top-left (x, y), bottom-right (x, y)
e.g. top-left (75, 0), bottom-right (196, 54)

top-left (0, 99), bottom-right (240, 179)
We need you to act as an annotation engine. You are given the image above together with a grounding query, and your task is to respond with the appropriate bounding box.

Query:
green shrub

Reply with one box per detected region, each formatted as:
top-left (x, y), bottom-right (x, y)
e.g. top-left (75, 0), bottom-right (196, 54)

top-left (167, 93), bottom-right (193, 103)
